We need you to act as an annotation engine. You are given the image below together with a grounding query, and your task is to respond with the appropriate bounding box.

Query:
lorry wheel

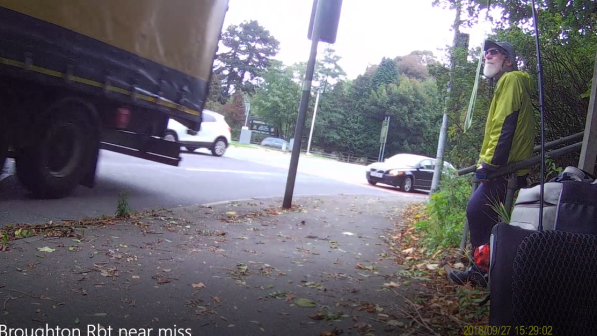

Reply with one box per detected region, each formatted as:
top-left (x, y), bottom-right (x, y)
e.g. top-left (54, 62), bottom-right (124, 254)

top-left (0, 88), bottom-right (13, 175)
top-left (0, 117), bottom-right (7, 173)
top-left (16, 104), bottom-right (92, 199)
top-left (0, 131), bottom-right (6, 174)
top-left (163, 130), bottom-right (178, 142)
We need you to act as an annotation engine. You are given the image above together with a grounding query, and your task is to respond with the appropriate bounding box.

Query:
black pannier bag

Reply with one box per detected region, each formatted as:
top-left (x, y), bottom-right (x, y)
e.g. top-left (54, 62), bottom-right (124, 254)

top-left (488, 167), bottom-right (597, 335)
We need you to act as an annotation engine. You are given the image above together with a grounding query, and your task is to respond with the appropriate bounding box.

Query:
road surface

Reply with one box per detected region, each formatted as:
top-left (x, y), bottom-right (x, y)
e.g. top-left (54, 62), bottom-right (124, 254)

top-left (0, 147), bottom-right (426, 225)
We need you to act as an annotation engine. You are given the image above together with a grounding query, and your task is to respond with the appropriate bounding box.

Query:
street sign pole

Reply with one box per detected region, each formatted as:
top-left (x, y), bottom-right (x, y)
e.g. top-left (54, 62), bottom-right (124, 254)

top-left (244, 101), bottom-right (251, 127)
top-left (283, 0), bottom-right (324, 209)
top-left (378, 115), bottom-right (389, 162)
top-left (380, 115), bottom-right (390, 161)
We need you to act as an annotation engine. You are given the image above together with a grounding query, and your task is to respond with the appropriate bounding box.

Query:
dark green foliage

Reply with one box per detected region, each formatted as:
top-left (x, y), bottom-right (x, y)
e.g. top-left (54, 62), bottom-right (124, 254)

top-left (214, 20), bottom-right (280, 102)
top-left (414, 173), bottom-right (472, 251)
top-left (372, 57), bottom-right (400, 88)
top-left (208, 1), bottom-right (595, 175)
top-left (116, 191), bottom-right (131, 218)
top-left (251, 61), bottom-right (301, 139)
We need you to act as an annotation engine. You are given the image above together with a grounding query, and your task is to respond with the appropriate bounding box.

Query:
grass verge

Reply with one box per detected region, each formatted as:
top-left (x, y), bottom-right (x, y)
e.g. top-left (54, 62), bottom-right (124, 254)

top-left (229, 141), bottom-right (257, 149)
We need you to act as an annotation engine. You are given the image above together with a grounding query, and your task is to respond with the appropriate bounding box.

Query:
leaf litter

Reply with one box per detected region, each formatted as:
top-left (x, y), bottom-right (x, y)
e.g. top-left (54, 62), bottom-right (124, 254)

top-left (383, 202), bottom-right (490, 335)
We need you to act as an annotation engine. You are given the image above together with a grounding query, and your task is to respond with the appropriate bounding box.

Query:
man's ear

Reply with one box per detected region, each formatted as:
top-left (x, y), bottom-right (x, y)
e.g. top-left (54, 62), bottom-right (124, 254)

top-left (504, 58), bottom-right (514, 69)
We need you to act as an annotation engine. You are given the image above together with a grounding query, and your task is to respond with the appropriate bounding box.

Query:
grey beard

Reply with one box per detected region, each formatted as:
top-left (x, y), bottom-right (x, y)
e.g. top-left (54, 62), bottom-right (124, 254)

top-left (483, 64), bottom-right (500, 78)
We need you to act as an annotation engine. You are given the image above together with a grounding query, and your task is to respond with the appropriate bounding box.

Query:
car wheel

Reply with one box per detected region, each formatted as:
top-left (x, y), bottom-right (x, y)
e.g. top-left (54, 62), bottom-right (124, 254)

top-left (401, 176), bottom-right (414, 192)
top-left (367, 179), bottom-right (377, 186)
top-left (164, 130), bottom-right (178, 142)
top-left (211, 138), bottom-right (227, 157)
top-left (185, 146), bottom-right (198, 152)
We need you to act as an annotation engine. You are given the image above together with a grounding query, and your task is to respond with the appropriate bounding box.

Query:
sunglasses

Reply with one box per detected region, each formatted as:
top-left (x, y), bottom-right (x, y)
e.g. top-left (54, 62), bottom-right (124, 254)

top-left (485, 48), bottom-right (503, 56)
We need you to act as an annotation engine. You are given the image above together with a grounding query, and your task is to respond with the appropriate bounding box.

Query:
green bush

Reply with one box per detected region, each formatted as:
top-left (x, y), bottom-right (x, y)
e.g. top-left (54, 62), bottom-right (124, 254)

top-left (414, 173), bottom-right (472, 252)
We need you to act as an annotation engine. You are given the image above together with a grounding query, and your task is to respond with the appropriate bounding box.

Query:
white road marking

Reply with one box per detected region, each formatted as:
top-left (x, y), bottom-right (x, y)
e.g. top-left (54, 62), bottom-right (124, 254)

top-left (184, 167), bottom-right (277, 175)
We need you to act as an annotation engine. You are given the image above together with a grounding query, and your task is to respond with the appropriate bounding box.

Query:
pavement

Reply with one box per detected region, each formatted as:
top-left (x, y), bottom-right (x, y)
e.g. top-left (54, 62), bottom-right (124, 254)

top-left (0, 194), bottom-right (427, 335)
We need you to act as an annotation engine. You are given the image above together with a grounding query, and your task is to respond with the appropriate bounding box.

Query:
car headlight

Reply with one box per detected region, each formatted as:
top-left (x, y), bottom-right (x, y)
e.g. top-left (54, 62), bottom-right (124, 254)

top-left (388, 170), bottom-right (404, 176)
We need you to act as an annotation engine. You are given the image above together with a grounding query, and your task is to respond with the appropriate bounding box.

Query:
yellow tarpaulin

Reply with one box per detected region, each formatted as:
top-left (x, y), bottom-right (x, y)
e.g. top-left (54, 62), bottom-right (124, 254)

top-left (0, 0), bottom-right (227, 81)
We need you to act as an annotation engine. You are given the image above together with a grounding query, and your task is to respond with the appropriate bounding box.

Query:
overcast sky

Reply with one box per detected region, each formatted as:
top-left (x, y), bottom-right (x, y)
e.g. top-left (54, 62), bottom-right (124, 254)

top-left (222, 0), bottom-right (492, 79)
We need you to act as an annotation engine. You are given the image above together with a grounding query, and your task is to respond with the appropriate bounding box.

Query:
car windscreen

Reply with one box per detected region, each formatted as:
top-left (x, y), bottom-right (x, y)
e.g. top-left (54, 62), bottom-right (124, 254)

top-left (386, 155), bottom-right (423, 167)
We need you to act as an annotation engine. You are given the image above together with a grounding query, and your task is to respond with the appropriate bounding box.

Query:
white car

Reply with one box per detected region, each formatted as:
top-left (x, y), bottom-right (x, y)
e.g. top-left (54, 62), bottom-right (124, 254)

top-left (164, 110), bottom-right (231, 157)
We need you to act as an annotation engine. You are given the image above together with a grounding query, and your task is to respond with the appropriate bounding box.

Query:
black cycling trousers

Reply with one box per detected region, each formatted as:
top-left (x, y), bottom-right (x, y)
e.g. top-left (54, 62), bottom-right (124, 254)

top-left (467, 174), bottom-right (528, 248)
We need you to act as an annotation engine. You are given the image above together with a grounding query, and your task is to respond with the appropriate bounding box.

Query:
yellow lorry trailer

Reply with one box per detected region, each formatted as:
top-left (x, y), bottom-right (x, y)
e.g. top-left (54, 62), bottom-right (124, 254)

top-left (0, 0), bottom-right (228, 198)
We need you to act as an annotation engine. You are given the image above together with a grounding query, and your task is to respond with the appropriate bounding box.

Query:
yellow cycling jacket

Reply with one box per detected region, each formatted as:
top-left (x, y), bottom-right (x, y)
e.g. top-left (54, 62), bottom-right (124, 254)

top-left (478, 71), bottom-right (535, 176)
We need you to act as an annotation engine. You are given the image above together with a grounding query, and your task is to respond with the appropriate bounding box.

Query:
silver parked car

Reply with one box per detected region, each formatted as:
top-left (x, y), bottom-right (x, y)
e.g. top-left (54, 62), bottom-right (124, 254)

top-left (260, 137), bottom-right (288, 150)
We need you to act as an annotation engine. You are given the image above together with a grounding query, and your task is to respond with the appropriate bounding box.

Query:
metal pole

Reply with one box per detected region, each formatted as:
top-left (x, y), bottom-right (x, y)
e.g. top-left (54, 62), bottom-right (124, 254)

top-left (504, 174), bottom-right (518, 214)
top-left (244, 101), bottom-right (251, 128)
top-left (430, 113), bottom-right (449, 193)
top-left (460, 179), bottom-right (479, 254)
top-left (283, 0), bottom-right (323, 209)
top-left (531, 0), bottom-right (546, 231)
top-left (380, 115), bottom-right (389, 161)
top-left (306, 90), bottom-right (321, 155)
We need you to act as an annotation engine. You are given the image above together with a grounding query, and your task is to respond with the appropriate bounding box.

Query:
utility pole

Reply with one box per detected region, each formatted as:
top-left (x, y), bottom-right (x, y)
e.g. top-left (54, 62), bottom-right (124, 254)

top-left (306, 90), bottom-right (321, 155)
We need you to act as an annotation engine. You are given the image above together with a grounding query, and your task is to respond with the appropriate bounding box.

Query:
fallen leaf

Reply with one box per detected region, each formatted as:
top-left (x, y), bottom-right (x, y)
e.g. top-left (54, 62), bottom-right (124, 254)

top-left (94, 313), bottom-right (107, 317)
top-left (132, 275), bottom-right (140, 279)
top-left (37, 246), bottom-right (55, 253)
top-left (212, 296), bottom-right (221, 303)
top-left (426, 264), bottom-right (439, 271)
top-left (320, 327), bottom-right (342, 336)
top-left (383, 281), bottom-right (400, 288)
top-left (295, 298), bottom-right (316, 308)
top-left (163, 269), bottom-right (172, 273)
top-left (309, 313), bottom-right (324, 320)
top-left (74, 318), bottom-right (80, 325)
top-left (226, 212), bottom-right (237, 217)
top-left (191, 282), bottom-right (206, 289)
top-left (285, 293), bottom-right (296, 302)
top-left (402, 247), bottom-right (414, 254)
top-left (227, 324), bottom-right (234, 328)
top-left (387, 320), bottom-right (405, 327)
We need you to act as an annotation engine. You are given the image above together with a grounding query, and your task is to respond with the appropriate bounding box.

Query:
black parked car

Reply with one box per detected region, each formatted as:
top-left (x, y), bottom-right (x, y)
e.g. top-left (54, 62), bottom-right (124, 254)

top-left (365, 153), bottom-right (455, 192)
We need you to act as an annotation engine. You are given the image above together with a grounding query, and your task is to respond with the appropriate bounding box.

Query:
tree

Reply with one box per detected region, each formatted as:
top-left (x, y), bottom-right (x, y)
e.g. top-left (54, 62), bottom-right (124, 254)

top-left (314, 47), bottom-right (347, 93)
top-left (214, 20), bottom-right (280, 102)
top-left (371, 57), bottom-right (400, 88)
top-left (251, 61), bottom-right (301, 139)
top-left (395, 51), bottom-right (436, 80)
top-left (221, 92), bottom-right (246, 126)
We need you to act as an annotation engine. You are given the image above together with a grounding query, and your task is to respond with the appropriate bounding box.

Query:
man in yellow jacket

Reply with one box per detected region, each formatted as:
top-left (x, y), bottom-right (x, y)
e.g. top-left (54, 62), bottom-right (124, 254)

top-left (448, 40), bottom-right (535, 287)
